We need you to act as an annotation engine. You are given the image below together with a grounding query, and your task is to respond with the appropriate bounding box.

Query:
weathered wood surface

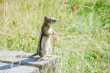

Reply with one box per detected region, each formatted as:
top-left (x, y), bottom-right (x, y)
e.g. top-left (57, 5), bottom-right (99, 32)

top-left (0, 50), bottom-right (57, 73)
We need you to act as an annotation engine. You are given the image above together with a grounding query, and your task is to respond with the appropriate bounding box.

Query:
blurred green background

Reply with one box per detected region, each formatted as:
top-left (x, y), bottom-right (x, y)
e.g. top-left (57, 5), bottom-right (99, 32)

top-left (0, 0), bottom-right (110, 73)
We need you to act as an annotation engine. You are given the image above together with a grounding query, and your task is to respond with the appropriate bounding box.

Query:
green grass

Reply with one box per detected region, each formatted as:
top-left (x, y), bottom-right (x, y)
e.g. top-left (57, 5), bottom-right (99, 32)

top-left (0, 0), bottom-right (110, 73)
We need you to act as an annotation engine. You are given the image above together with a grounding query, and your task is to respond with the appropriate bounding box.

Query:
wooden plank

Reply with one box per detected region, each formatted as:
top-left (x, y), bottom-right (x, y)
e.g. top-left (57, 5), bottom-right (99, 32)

top-left (0, 62), bottom-right (39, 73)
top-left (0, 50), bottom-right (58, 73)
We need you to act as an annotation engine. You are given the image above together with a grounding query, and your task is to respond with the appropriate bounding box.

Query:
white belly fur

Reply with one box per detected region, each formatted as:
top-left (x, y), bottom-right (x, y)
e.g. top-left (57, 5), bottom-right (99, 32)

top-left (41, 28), bottom-right (53, 56)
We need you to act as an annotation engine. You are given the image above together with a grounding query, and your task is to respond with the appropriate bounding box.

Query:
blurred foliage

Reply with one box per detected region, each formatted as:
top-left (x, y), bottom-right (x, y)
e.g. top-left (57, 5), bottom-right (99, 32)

top-left (67, 0), bottom-right (110, 31)
top-left (0, 0), bottom-right (110, 73)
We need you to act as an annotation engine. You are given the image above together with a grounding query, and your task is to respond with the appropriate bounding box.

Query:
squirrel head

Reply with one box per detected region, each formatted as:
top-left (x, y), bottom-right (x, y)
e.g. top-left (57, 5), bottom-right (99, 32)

top-left (44, 16), bottom-right (57, 24)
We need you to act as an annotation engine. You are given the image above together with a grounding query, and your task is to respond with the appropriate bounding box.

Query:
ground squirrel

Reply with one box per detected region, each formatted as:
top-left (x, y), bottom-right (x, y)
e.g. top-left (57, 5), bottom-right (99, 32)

top-left (30, 16), bottom-right (57, 57)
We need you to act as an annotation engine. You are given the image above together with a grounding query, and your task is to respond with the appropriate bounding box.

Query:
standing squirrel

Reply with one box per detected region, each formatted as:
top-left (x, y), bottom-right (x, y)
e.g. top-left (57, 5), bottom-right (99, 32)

top-left (16, 16), bottom-right (58, 58)
top-left (30, 16), bottom-right (57, 57)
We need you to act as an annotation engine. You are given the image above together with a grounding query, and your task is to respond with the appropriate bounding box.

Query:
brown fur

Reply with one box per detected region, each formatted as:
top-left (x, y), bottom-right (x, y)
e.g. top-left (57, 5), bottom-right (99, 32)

top-left (31, 16), bottom-right (57, 57)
